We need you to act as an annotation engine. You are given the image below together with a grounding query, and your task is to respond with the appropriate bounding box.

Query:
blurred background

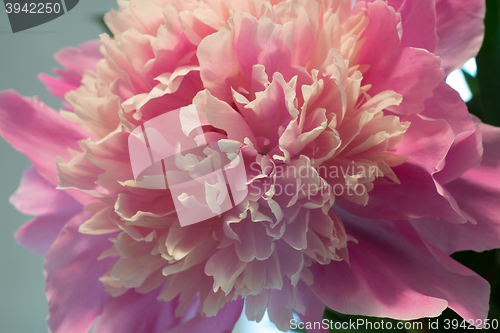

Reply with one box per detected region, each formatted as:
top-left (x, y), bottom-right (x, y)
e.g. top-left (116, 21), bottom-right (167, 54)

top-left (0, 0), bottom-right (499, 332)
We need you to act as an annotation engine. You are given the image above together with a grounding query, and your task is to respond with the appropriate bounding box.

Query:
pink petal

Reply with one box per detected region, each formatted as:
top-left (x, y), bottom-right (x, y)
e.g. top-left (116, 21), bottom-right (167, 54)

top-left (268, 283), bottom-right (296, 331)
top-left (12, 167), bottom-right (82, 256)
top-left (364, 0), bottom-right (438, 52)
top-left (92, 289), bottom-right (180, 333)
top-left (16, 215), bottom-right (77, 257)
top-left (231, 219), bottom-right (275, 262)
top-left (38, 40), bottom-right (102, 100)
top-left (297, 284), bottom-right (329, 333)
top-left (422, 82), bottom-right (482, 184)
top-left (104, 0), bottom-right (168, 37)
top-left (412, 123), bottom-right (500, 254)
top-left (53, 40), bottom-right (102, 79)
top-left (391, 0), bottom-right (438, 51)
top-left (339, 114), bottom-right (467, 223)
top-left (144, 6), bottom-right (199, 78)
top-left (73, 94), bottom-right (122, 136)
top-left (10, 167), bottom-right (79, 216)
top-left (205, 246), bottom-right (247, 295)
top-left (38, 75), bottom-right (79, 100)
top-left (434, 0), bottom-right (485, 74)
top-left (115, 191), bottom-right (177, 221)
top-left (355, 1), bottom-right (444, 114)
top-left (362, 0), bottom-right (485, 74)
top-left (0, 90), bottom-right (88, 185)
top-left (100, 33), bottom-right (153, 94)
top-left (272, 0), bottom-right (317, 67)
top-left (165, 298), bottom-right (244, 333)
top-left (44, 211), bottom-right (116, 333)
top-left (309, 209), bottom-right (490, 321)
top-left (124, 70), bottom-right (204, 122)
top-left (238, 72), bottom-right (297, 148)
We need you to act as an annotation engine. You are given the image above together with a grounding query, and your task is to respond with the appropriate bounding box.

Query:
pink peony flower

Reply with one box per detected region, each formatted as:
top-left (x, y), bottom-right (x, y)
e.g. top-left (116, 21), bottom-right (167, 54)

top-left (0, 0), bottom-right (497, 332)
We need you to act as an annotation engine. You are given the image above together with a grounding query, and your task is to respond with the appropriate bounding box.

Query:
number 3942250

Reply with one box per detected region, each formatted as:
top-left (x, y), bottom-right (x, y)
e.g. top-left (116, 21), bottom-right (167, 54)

top-left (5, 2), bottom-right (62, 14)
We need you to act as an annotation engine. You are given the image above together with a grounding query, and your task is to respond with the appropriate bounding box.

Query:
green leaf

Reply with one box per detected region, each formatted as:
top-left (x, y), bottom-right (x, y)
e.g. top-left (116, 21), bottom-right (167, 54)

top-left (322, 308), bottom-right (427, 333)
top-left (462, 70), bottom-right (479, 96)
top-left (470, 0), bottom-right (500, 126)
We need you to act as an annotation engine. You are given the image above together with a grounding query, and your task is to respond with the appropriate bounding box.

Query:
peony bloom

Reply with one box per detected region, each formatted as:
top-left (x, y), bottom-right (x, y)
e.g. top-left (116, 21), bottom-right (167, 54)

top-left (0, 0), bottom-right (497, 332)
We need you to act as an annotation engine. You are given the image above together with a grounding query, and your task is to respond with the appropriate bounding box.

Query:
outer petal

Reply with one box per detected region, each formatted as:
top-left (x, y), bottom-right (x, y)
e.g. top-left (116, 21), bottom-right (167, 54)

top-left (92, 289), bottom-right (180, 333)
top-left (38, 40), bottom-right (102, 100)
top-left (434, 0), bottom-right (485, 74)
top-left (339, 114), bottom-right (467, 223)
top-left (363, 0), bottom-right (438, 52)
top-left (391, 0), bottom-right (437, 51)
top-left (12, 167), bottom-right (82, 256)
top-left (412, 123), bottom-right (500, 254)
top-left (165, 298), bottom-right (244, 333)
top-left (198, 11), bottom-right (311, 104)
top-left (194, 90), bottom-right (257, 144)
top-left (366, 0), bottom-right (486, 74)
top-left (0, 90), bottom-right (88, 185)
top-left (354, 1), bottom-right (444, 114)
top-left (10, 167), bottom-right (79, 217)
top-left (309, 210), bottom-right (490, 322)
top-left (44, 211), bottom-right (116, 333)
top-left (422, 82), bottom-right (483, 184)
top-left (298, 284), bottom-right (329, 333)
